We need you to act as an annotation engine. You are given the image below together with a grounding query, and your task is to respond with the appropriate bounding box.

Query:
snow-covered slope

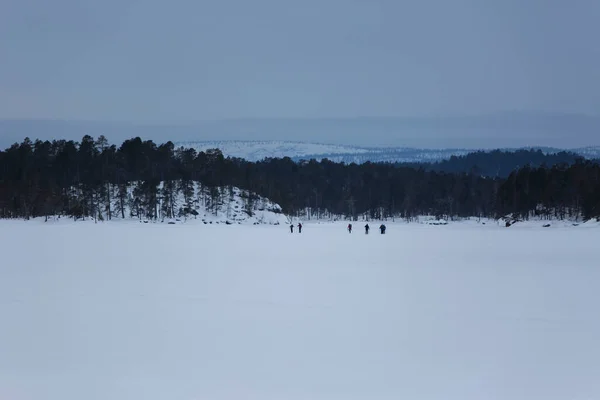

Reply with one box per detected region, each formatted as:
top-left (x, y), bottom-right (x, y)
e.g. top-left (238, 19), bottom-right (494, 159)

top-left (160, 184), bottom-right (288, 226)
top-left (1, 221), bottom-right (599, 400)
top-left (175, 140), bottom-right (600, 164)
top-left (303, 148), bottom-right (474, 164)
top-left (63, 182), bottom-right (288, 226)
top-left (175, 140), bottom-right (473, 163)
top-left (571, 146), bottom-right (600, 159)
top-left (174, 140), bottom-right (373, 161)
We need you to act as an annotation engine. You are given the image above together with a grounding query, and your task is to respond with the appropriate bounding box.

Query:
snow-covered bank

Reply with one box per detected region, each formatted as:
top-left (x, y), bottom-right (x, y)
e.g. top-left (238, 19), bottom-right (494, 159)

top-left (1, 222), bottom-right (599, 400)
top-left (17, 182), bottom-right (289, 226)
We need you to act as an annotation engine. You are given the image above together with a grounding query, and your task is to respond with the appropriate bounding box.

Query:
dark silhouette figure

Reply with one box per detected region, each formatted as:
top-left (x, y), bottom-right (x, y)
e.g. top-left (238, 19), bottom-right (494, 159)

top-left (348, 223), bottom-right (352, 233)
top-left (365, 223), bottom-right (370, 234)
top-left (379, 224), bottom-right (386, 234)
top-left (290, 224), bottom-right (294, 233)
top-left (298, 223), bottom-right (302, 233)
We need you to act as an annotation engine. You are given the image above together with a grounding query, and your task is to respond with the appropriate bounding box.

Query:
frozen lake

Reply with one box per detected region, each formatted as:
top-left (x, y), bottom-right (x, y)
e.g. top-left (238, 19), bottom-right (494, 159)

top-left (1, 220), bottom-right (599, 400)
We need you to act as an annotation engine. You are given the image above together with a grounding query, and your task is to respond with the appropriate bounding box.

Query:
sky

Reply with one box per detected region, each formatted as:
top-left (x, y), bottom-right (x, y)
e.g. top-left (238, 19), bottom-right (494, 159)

top-left (1, 0), bottom-right (600, 123)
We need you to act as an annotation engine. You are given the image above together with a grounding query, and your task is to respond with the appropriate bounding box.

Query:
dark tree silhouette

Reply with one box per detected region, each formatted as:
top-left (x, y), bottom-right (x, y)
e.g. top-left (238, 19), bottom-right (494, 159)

top-left (1, 136), bottom-right (600, 222)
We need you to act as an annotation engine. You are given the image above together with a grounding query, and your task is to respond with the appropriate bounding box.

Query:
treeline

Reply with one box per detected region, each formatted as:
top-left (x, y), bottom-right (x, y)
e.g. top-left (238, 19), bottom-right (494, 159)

top-left (1, 136), bottom-right (600, 222)
top-left (401, 149), bottom-right (585, 178)
top-left (0, 136), bottom-right (251, 221)
top-left (496, 161), bottom-right (600, 220)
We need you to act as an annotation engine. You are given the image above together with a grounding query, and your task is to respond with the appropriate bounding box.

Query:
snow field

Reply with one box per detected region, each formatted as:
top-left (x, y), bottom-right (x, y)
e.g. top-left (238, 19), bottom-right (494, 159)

top-left (0, 221), bottom-right (599, 400)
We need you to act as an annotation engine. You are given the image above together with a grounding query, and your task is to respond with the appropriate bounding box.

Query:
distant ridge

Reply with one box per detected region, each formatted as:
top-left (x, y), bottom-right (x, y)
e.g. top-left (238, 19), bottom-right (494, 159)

top-left (174, 140), bottom-right (600, 164)
top-left (3, 112), bottom-right (600, 149)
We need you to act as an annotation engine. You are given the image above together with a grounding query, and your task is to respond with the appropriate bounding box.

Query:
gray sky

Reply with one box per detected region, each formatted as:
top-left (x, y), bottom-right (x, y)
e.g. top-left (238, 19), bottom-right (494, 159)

top-left (2, 0), bottom-right (600, 123)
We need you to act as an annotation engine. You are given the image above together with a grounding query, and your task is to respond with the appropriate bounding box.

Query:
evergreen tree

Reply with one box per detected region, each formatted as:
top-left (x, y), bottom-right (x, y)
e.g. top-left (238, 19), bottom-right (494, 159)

top-left (2, 136), bottom-right (600, 222)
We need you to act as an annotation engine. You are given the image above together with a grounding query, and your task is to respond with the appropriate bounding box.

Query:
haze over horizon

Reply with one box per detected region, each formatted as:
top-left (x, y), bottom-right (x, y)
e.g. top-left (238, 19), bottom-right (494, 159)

top-left (1, 0), bottom-right (599, 148)
top-left (2, 113), bottom-right (600, 150)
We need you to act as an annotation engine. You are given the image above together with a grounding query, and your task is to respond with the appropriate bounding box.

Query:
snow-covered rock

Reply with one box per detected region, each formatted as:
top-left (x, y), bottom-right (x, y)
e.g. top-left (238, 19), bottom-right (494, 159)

top-left (45, 182), bottom-right (289, 226)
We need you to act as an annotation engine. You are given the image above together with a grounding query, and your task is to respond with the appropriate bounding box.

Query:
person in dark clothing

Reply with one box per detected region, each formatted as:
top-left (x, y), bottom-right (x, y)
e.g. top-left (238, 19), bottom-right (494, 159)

top-left (290, 224), bottom-right (294, 233)
top-left (365, 223), bottom-right (370, 234)
top-left (348, 223), bottom-right (352, 233)
top-left (379, 224), bottom-right (386, 234)
top-left (298, 223), bottom-right (302, 233)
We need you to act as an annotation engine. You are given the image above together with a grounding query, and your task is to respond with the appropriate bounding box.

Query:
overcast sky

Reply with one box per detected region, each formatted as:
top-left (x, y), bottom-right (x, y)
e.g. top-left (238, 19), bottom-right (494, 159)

top-left (1, 0), bottom-right (600, 123)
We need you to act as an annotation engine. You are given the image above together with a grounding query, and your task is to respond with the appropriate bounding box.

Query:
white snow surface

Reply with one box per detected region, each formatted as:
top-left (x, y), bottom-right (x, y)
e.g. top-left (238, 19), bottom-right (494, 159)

top-left (1, 220), bottom-right (600, 400)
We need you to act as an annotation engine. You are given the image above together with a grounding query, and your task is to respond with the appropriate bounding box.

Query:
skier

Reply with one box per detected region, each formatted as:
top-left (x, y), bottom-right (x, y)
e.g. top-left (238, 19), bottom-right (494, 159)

top-left (379, 224), bottom-right (386, 234)
top-left (348, 223), bottom-right (352, 233)
top-left (290, 224), bottom-right (294, 233)
top-left (365, 223), bottom-right (370, 234)
top-left (298, 222), bottom-right (302, 233)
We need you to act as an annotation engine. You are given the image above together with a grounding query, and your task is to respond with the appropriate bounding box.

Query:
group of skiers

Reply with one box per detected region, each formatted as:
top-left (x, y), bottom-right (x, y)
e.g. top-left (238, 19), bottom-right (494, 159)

top-left (349, 223), bottom-right (386, 234)
top-left (289, 222), bottom-right (386, 234)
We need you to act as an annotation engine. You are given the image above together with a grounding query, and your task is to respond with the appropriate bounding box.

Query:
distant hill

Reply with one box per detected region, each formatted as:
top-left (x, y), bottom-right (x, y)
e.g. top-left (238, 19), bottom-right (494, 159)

top-left (570, 146), bottom-right (600, 159)
top-left (3, 112), bottom-right (600, 149)
top-left (403, 149), bottom-right (588, 178)
top-left (176, 140), bottom-right (480, 163)
top-left (174, 140), bottom-right (373, 162)
top-left (175, 140), bottom-right (600, 165)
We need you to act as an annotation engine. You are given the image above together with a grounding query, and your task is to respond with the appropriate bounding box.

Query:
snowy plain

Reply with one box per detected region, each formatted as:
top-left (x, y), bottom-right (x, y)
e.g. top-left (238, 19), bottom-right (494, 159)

top-left (1, 219), bottom-right (599, 400)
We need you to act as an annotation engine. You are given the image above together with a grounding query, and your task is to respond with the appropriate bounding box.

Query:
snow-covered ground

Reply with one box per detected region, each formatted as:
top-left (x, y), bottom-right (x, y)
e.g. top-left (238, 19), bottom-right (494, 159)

top-left (1, 221), bottom-right (599, 400)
